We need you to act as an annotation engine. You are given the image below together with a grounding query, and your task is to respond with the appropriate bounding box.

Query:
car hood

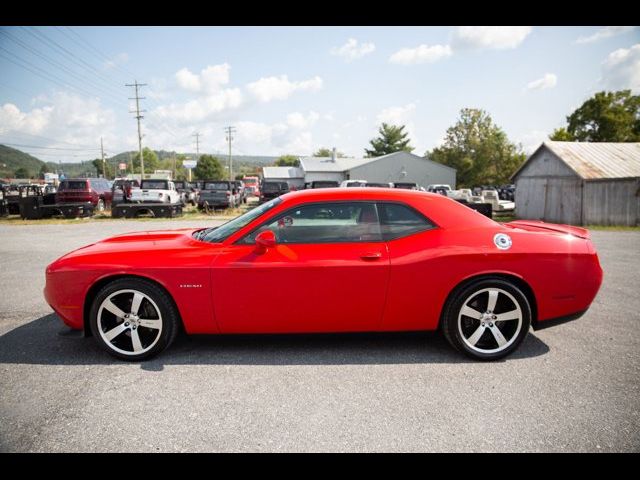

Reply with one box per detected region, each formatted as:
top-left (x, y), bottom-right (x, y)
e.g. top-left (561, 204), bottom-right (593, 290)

top-left (57, 228), bottom-right (205, 260)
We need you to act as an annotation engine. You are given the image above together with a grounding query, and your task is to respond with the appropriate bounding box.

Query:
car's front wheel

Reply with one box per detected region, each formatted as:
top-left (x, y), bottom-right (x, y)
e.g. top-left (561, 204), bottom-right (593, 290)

top-left (442, 278), bottom-right (531, 361)
top-left (89, 278), bottom-right (180, 361)
top-left (96, 198), bottom-right (105, 212)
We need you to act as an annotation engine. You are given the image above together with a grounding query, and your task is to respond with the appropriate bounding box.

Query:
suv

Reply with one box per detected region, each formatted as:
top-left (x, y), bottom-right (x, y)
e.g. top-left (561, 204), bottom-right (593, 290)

top-left (198, 180), bottom-right (238, 209)
top-left (260, 181), bottom-right (289, 202)
top-left (56, 178), bottom-right (113, 211)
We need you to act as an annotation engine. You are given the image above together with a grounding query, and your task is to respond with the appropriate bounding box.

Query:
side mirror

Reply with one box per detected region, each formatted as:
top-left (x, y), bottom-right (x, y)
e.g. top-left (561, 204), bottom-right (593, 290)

top-left (254, 230), bottom-right (276, 254)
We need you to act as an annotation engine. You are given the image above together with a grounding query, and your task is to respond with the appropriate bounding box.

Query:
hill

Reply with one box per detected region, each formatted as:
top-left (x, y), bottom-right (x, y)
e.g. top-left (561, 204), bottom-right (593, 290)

top-left (1, 144), bottom-right (280, 180)
top-left (0, 144), bottom-right (45, 178)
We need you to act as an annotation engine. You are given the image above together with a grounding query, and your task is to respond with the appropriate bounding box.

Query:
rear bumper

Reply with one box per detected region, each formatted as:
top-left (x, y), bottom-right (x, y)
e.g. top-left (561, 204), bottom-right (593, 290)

top-left (532, 309), bottom-right (588, 330)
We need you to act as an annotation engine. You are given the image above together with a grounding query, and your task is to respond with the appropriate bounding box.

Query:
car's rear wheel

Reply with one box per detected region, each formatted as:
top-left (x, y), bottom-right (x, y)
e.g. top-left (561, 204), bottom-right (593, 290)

top-left (442, 278), bottom-right (531, 361)
top-left (89, 278), bottom-right (179, 361)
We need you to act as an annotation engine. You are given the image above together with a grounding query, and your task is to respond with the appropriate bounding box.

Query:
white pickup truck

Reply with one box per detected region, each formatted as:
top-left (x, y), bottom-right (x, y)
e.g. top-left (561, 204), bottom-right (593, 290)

top-left (129, 179), bottom-right (181, 204)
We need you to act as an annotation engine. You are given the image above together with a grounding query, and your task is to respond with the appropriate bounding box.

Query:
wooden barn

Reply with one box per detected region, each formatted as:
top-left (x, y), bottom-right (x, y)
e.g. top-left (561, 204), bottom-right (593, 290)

top-left (511, 141), bottom-right (640, 226)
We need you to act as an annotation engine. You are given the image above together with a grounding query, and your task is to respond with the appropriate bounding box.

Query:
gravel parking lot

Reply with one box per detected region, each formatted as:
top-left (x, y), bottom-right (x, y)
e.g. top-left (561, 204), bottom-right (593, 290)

top-left (0, 220), bottom-right (638, 452)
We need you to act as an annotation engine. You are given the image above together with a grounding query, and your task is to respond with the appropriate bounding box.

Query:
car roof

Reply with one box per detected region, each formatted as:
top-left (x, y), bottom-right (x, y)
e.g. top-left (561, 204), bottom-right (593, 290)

top-left (277, 187), bottom-right (497, 229)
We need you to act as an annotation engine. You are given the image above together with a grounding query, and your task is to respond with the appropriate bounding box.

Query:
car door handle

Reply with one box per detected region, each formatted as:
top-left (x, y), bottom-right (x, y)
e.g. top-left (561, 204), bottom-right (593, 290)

top-left (360, 252), bottom-right (382, 260)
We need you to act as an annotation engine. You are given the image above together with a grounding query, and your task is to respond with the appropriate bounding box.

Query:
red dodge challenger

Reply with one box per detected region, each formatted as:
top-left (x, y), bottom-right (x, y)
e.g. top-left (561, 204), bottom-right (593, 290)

top-left (44, 188), bottom-right (603, 361)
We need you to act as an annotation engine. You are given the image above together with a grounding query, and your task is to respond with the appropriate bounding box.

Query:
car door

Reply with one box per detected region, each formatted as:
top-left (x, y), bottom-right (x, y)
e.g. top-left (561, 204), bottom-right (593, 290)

top-left (211, 201), bottom-right (390, 334)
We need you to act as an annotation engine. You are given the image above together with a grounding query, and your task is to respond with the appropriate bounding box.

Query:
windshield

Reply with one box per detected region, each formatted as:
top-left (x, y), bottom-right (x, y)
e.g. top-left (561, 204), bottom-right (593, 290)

top-left (262, 183), bottom-right (283, 192)
top-left (141, 180), bottom-right (168, 189)
top-left (195, 198), bottom-right (282, 243)
top-left (60, 180), bottom-right (88, 190)
top-left (204, 182), bottom-right (230, 190)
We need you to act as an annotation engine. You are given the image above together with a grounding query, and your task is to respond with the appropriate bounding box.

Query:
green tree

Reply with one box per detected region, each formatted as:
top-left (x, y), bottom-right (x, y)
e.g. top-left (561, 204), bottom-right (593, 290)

top-left (91, 158), bottom-right (113, 178)
top-left (427, 108), bottom-right (526, 187)
top-left (562, 90), bottom-right (640, 142)
top-left (39, 163), bottom-right (48, 179)
top-left (549, 127), bottom-right (574, 141)
top-left (193, 154), bottom-right (224, 180)
top-left (14, 167), bottom-right (30, 179)
top-left (132, 147), bottom-right (160, 173)
top-left (365, 123), bottom-right (414, 157)
top-left (313, 147), bottom-right (345, 158)
top-left (275, 155), bottom-right (300, 167)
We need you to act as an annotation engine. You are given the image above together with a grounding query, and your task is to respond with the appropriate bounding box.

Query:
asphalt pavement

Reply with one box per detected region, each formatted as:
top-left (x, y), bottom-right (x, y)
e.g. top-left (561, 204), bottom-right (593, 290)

top-left (0, 219), bottom-right (638, 452)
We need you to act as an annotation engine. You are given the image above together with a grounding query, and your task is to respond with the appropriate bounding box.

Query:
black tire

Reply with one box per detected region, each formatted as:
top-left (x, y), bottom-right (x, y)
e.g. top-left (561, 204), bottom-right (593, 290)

top-left (89, 278), bottom-right (180, 361)
top-left (441, 277), bottom-right (531, 361)
top-left (96, 198), bottom-right (105, 212)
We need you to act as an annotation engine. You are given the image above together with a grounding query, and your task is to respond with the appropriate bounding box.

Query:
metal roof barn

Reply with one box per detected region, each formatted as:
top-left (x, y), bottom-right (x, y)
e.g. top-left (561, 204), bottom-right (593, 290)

top-left (511, 141), bottom-right (640, 226)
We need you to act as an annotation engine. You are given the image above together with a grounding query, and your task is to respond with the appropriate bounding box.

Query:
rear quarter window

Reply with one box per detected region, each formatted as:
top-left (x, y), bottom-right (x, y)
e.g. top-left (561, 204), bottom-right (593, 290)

top-left (377, 202), bottom-right (436, 240)
top-left (61, 181), bottom-right (88, 190)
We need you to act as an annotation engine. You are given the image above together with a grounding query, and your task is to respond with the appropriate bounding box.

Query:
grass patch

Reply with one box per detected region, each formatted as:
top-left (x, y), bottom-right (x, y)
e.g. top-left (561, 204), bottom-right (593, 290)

top-left (584, 224), bottom-right (640, 232)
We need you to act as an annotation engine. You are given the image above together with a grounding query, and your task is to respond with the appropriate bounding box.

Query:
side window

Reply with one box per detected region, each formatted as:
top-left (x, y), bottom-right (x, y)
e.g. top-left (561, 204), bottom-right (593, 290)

top-left (377, 202), bottom-right (436, 240)
top-left (238, 202), bottom-right (382, 244)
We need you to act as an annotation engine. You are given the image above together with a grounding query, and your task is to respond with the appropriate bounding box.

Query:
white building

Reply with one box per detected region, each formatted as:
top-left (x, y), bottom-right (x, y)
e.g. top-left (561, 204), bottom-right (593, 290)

top-left (299, 150), bottom-right (456, 187)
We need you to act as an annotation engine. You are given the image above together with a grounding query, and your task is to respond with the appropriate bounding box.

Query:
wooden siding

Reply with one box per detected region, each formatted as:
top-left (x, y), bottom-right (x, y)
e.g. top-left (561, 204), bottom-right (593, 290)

top-left (515, 177), bottom-right (583, 224)
top-left (583, 179), bottom-right (640, 226)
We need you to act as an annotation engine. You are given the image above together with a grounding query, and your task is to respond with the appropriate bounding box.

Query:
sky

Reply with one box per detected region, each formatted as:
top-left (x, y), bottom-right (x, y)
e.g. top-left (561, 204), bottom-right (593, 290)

top-left (0, 26), bottom-right (639, 163)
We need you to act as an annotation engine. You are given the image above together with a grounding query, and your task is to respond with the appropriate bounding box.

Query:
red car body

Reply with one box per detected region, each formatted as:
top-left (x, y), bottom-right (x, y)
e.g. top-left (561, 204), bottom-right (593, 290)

top-left (44, 188), bottom-right (602, 358)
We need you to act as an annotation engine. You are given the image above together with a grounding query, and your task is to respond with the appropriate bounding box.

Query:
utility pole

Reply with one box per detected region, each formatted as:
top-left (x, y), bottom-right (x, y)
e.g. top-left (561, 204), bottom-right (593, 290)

top-left (126, 80), bottom-right (147, 178)
top-left (100, 136), bottom-right (106, 179)
top-left (224, 126), bottom-right (236, 181)
top-left (192, 132), bottom-right (202, 156)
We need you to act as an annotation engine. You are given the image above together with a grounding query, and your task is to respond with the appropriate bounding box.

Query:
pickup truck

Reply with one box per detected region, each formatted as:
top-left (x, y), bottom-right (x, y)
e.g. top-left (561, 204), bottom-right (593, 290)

top-left (174, 180), bottom-right (199, 206)
top-left (129, 179), bottom-right (181, 204)
top-left (198, 180), bottom-right (238, 209)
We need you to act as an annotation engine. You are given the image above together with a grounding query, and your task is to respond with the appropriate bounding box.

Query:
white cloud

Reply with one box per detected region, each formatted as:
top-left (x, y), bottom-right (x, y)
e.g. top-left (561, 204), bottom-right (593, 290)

top-left (389, 44), bottom-right (452, 65)
top-left (103, 52), bottom-right (129, 70)
top-left (151, 88), bottom-right (243, 124)
top-left (0, 92), bottom-right (119, 158)
top-left (601, 43), bottom-right (640, 93)
top-left (331, 38), bottom-right (376, 61)
top-left (175, 63), bottom-right (231, 95)
top-left (286, 111), bottom-right (320, 129)
top-left (246, 75), bottom-right (323, 102)
top-left (576, 26), bottom-right (638, 44)
top-left (233, 119), bottom-right (313, 156)
top-left (526, 73), bottom-right (558, 91)
top-left (452, 26), bottom-right (532, 50)
top-left (376, 103), bottom-right (416, 125)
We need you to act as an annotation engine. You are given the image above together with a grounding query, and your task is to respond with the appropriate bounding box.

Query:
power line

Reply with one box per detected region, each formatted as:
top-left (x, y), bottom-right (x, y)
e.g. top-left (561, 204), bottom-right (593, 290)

top-left (59, 26), bottom-right (184, 142)
top-left (0, 29), bottom-right (126, 104)
top-left (21, 27), bottom-right (127, 101)
top-left (0, 142), bottom-right (100, 151)
top-left (126, 80), bottom-right (147, 176)
top-left (0, 130), bottom-right (101, 149)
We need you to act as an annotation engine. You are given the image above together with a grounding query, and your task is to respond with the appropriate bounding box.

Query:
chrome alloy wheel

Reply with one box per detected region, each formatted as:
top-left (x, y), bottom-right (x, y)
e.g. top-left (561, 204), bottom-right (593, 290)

top-left (457, 288), bottom-right (523, 354)
top-left (97, 289), bottom-right (163, 356)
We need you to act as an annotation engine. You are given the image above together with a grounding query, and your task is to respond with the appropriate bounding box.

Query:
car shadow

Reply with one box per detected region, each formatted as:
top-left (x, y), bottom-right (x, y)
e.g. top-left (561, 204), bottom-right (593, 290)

top-left (0, 313), bottom-right (550, 369)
